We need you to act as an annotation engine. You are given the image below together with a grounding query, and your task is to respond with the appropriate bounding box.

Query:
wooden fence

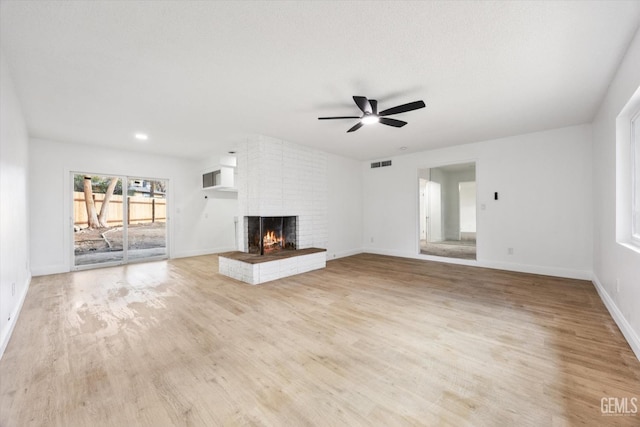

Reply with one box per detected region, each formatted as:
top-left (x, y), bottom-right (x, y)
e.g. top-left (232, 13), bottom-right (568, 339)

top-left (73, 192), bottom-right (166, 226)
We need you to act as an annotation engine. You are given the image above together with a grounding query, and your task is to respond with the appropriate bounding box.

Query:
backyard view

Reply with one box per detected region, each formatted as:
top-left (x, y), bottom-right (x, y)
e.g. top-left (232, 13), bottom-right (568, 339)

top-left (73, 174), bottom-right (167, 266)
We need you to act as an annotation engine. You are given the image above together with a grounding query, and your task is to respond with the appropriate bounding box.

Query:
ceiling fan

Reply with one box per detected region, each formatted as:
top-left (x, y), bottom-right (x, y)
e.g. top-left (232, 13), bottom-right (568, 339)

top-left (318, 96), bottom-right (426, 133)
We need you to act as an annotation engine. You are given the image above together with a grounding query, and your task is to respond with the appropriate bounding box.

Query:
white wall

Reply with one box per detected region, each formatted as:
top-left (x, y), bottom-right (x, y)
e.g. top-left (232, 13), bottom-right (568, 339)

top-left (29, 139), bottom-right (236, 275)
top-left (197, 155), bottom-right (239, 256)
top-left (441, 168), bottom-right (475, 240)
top-left (0, 50), bottom-right (31, 357)
top-left (327, 152), bottom-right (362, 259)
top-left (591, 27), bottom-right (640, 359)
top-left (459, 181), bottom-right (476, 234)
top-left (362, 124), bottom-right (593, 279)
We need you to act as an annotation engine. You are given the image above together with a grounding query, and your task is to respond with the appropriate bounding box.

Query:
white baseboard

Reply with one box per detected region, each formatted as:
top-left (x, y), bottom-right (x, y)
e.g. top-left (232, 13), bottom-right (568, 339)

top-left (171, 247), bottom-right (237, 259)
top-left (361, 248), bottom-right (590, 280)
top-left (0, 273), bottom-right (31, 359)
top-left (364, 248), bottom-right (479, 266)
top-left (31, 264), bottom-right (68, 277)
top-left (326, 248), bottom-right (363, 261)
top-left (478, 260), bottom-right (592, 280)
top-left (592, 275), bottom-right (640, 361)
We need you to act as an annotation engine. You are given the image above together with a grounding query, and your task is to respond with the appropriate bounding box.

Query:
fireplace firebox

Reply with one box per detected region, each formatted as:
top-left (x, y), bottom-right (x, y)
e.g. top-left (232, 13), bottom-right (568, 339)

top-left (246, 216), bottom-right (297, 255)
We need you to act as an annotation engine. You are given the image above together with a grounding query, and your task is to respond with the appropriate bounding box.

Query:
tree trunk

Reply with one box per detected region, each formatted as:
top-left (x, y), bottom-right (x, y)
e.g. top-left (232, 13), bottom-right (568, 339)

top-left (83, 176), bottom-right (100, 229)
top-left (98, 177), bottom-right (118, 228)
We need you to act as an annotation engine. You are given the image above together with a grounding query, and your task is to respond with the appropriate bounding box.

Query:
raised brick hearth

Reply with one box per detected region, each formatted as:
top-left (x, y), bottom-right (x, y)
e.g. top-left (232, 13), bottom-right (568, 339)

top-left (218, 248), bottom-right (326, 285)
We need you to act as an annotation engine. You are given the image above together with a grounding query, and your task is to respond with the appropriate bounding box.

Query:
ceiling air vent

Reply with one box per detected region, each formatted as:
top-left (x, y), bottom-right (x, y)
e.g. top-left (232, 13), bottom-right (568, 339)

top-left (381, 160), bottom-right (392, 167)
top-left (370, 162), bottom-right (381, 168)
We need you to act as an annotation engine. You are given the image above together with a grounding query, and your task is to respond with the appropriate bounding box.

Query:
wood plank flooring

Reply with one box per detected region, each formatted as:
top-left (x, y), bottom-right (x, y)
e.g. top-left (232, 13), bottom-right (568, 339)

top-left (1, 254), bottom-right (639, 426)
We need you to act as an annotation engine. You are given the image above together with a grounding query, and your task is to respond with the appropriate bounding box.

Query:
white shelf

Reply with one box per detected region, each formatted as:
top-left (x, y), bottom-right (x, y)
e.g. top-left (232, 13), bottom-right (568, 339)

top-left (202, 164), bottom-right (236, 191)
top-left (204, 185), bottom-right (237, 192)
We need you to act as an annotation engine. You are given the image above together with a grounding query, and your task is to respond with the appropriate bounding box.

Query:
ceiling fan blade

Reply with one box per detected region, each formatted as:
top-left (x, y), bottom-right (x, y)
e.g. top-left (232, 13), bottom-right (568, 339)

top-left (353, 96), bottom-right (372, 114)
top-left (379, 100), bottom-right (426, 116)
top-left (379, 117), bottom-right (407, 128)
top-left (370, 99), bottom-right (378, 115)
top-left (318, 116), bottom-right (361, 120)
top-left (347, 122), bottom-right (364, 133)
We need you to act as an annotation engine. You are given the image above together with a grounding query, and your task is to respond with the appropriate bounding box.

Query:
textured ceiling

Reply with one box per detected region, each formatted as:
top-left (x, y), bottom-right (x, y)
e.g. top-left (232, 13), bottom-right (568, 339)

top-left (1, 1), bottom-right (639, 160)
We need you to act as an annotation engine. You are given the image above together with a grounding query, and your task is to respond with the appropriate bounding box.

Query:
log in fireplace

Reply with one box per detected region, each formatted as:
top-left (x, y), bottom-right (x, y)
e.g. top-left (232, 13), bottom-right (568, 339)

top-left (246, 216), bottom-right (297, 255)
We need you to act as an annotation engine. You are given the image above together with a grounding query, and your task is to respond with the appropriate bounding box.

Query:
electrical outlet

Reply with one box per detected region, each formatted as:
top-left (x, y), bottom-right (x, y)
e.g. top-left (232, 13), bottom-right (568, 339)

top-left (11, 282), bottom-right (15, 296)
top-left (370, 237), bottom-right (374, 243)
top-left (507, 248), bottom-right (514, 255)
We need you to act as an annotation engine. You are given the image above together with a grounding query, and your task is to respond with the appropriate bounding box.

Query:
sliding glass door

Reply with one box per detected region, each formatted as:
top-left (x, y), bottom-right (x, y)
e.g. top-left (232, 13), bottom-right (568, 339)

top-left (126, 178), bottom-right (167, 261)
top-left (72, 173), bottom-right (168, 269)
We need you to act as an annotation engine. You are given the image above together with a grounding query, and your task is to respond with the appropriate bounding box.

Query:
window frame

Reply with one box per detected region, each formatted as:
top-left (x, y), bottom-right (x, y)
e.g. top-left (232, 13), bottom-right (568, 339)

top-left (631, 108), bottom-right (640, 246)
top-left (615, 85), bottom-right (640, 252)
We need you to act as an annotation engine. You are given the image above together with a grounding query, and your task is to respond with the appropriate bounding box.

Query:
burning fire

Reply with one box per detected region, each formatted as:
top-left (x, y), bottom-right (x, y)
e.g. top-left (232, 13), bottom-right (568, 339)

top-left (263, 230), bottom-right (284, 249)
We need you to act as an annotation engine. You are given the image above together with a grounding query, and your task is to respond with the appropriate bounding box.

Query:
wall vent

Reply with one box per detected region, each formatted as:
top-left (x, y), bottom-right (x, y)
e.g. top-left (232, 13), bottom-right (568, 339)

top-left (371, 160), bottom-right (392, 169)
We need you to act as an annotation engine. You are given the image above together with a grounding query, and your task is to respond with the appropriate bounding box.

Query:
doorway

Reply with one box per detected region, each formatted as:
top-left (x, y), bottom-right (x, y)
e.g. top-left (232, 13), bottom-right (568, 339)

top-left (72, 173), bottom-right (168, 269)
top-left (418, 163), bottom-right (476, 260)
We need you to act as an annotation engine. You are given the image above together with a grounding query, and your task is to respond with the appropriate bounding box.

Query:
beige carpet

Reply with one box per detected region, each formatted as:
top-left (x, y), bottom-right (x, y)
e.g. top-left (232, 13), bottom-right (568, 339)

top-left (420, 239), bottom-right (476, 260)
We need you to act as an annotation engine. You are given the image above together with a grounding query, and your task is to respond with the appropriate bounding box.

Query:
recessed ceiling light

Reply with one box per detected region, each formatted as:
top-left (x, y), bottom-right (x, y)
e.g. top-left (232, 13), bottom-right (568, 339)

top-left (399, 146), bottom-right (408, 151)
top-left (134, 133), bottom-right (149, 141)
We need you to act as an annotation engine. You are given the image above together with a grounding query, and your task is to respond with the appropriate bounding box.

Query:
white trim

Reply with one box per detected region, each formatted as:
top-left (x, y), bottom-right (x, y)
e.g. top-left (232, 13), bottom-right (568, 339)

top-left (618, 241), bottom-right (640, 255)
top-left (31, 264), bottom-right (69, 276)
top-left (172, 247), bottom-right (237, 259)
top-left (365, 248), bottom-right (480, 267)
top-left (478, 260), bottom-right (592, 280)
top-left (0, 274), bottom-right (31, 359)
top-left (631, 108), bottom-right (640, 245)
top-left (415, 159), bottom-right (479, 259)
top-left (327, 248), bottom-right (364, 261)
top-left (616, 86), bottom-right (640, 245)
top-left (362, 248), bottom-right (590, 280)
top-left (592, 274), bottom-right (640, 362)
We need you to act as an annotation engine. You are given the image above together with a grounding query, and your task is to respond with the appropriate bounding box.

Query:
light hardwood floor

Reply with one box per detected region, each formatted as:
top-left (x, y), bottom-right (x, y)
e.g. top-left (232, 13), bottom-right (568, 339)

top-left (1, 254), bottom-right (639, 426)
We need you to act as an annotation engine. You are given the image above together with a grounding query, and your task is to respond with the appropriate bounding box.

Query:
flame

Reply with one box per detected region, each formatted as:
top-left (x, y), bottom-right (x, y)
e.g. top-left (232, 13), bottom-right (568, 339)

top-left (263, 229), bottom-right (284, 249)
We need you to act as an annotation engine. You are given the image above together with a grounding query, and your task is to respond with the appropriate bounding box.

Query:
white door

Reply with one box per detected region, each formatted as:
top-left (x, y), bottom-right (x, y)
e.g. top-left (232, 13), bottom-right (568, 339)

top-left (426, 181), bottom-right (442, 242)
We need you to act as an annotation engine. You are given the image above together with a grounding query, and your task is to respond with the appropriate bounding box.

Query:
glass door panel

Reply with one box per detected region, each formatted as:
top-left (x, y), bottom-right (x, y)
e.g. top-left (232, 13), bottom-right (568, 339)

top-left (73, 174), bottom-right (124, 267)
top-left (126, 178), bottom-right (168, 261)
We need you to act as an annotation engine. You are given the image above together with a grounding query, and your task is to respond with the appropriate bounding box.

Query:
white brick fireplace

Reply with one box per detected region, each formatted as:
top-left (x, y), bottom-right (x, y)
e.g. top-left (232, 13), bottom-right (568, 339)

top-left (235, 135), bottom-right (328, 252)
top-left (218, 135), bottom-right (328, 284)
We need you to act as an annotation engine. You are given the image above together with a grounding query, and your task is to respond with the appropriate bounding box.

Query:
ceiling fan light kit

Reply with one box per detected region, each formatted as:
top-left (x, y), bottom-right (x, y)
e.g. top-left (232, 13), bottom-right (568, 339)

top-left (318, 95), bottom-right (426, 133)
